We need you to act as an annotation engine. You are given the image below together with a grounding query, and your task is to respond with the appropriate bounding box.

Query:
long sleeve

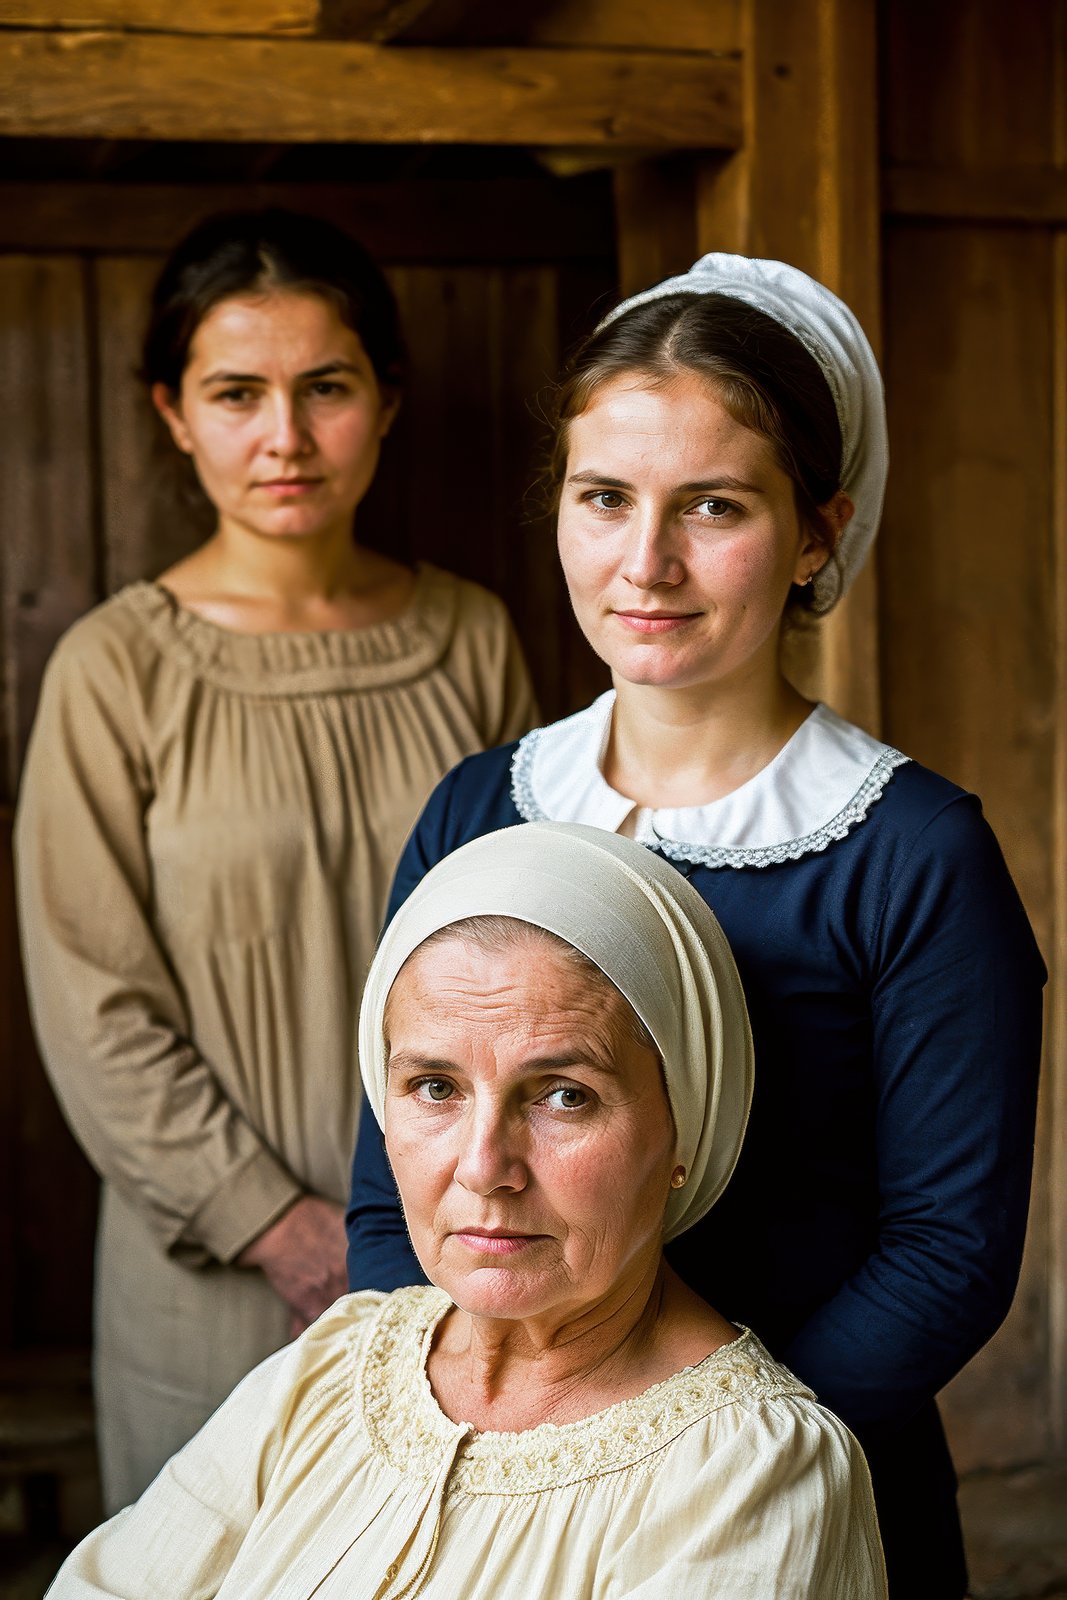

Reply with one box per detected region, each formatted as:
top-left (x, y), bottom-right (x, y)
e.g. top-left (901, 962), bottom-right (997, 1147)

top-left (15, 617), bottom-right (301, 1266)
top-left (618, 1400), bottom-right (887, 1600)
top-left (783, 794), bottom-right (1044, 1430)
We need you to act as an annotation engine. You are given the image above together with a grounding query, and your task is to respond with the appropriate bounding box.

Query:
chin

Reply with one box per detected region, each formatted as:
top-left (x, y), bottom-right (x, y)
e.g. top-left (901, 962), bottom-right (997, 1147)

top-left (444, 1267), bottom-right (559, 1322)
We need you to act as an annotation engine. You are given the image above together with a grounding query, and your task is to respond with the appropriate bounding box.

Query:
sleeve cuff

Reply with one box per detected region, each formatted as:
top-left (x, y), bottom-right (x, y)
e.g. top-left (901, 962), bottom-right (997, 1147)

top-left (179, 1149), bottom-right (303, 1265)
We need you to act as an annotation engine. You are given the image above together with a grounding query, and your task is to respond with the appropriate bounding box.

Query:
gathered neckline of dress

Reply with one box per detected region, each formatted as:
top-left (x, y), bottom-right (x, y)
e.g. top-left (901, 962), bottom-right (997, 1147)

top-left (358, 1286), bottom-right (810, 1495)
top-left (119, 562), bottom-right (460, 697)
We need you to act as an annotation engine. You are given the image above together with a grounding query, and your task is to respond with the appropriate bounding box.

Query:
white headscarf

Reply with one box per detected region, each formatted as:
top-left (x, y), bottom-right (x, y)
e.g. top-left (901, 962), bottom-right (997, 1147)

top-left (359, 821), bottom-right (754, 1242)
top-left (597, 253), bottom-right (888, 614)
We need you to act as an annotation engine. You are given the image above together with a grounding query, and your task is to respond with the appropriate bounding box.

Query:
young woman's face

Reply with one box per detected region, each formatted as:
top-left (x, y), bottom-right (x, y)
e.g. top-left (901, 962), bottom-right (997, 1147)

top-left (384, 936), bottom-right (676, 1332)
top-left (556, 370), bottom-right (835, 697)
top-left (153, 288), bottom-right (397, 547)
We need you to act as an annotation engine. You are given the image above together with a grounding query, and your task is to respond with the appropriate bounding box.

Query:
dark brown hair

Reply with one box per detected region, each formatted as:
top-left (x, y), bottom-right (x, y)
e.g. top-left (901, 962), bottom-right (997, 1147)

top-left (547, 292), bottom-right (844, 610)
top-left (141, 207), bottom-right (405, 394)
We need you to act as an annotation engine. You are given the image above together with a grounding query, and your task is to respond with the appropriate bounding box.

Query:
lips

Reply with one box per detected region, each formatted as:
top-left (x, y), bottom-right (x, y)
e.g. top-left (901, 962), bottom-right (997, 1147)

top-left (612, 610), bottom-right (699, 634)
top-left (451, 1227), bottom-right (545, 1256)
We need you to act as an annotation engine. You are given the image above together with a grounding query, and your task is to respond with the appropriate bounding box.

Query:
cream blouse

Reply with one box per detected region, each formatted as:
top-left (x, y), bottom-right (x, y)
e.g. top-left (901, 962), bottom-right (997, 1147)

top-left (49, 1288), bottom-right (888, 1599)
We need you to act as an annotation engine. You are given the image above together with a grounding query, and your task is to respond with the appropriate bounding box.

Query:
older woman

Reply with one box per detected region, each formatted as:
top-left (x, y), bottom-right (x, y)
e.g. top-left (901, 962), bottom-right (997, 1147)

top-left (348, 254), bottom-right (1046, 1598)
top-left (48, 823), bottom-right (886, 1599)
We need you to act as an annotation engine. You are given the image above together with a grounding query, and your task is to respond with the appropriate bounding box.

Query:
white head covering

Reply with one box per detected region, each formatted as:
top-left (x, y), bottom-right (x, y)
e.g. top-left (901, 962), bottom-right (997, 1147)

top-left (597, 253), bottom-right (888, 614)
top-left (359, 821), bottom-right (754, 1242)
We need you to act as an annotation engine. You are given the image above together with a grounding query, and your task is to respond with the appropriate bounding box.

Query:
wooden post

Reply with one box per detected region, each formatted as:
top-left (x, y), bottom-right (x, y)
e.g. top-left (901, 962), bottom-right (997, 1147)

top-left (695, 0), bottom-right (882, 732)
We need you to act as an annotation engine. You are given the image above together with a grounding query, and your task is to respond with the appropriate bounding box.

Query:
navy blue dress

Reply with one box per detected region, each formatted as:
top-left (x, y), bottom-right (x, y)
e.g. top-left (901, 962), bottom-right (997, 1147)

top-left (346, 741), bottom-right (1044, 1599)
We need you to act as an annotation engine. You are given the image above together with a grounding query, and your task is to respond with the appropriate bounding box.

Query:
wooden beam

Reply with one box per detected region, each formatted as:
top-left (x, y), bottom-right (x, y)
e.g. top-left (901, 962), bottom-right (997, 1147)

top-left (884, 163), bottom-right (1067, 225)
top-left (696, 0), bottom-right (882, 734)
top-left (0, 180), bottom-right (615, 261)
top-left (0, 32), bottom-right (742, 147)
top-left (319, 0), bottom-right (482, 43)
top-left (0, 0), bottom-right (318, 36)
top-left (613, 155), bottom-right (698, 298)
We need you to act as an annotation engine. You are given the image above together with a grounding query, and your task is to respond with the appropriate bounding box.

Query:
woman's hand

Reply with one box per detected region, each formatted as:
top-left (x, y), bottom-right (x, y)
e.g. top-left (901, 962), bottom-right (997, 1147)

top-left (237, 1196), bottom-right (348, 1330)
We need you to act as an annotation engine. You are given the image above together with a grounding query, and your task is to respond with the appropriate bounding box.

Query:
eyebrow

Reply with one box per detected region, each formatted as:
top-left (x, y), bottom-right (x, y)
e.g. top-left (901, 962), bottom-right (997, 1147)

top-left (566, 470), bottom-right (763, 495)
top-left (387, 1049), bottom-right (622, 1078)
top-left (199, 360), bottom-right (362, 389)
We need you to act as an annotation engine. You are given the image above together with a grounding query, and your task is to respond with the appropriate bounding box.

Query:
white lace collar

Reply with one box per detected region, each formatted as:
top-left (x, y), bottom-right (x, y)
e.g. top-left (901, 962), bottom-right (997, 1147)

top-left (510, 692), bottom-right (909, 871)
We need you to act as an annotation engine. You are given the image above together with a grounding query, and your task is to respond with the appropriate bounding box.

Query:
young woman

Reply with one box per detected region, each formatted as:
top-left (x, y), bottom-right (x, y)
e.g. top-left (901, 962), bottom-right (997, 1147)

top-left (16, 208), bottom-right (536, 1511)
top-left (346, 253), bottom-right (1045, 1599)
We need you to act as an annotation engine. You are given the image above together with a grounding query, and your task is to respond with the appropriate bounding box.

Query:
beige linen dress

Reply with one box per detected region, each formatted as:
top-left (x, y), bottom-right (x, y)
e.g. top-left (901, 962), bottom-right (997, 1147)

top-left (15, 564), bottom-right (536, 1511)
top-left (47, 1288), bottom-right (888, 1599)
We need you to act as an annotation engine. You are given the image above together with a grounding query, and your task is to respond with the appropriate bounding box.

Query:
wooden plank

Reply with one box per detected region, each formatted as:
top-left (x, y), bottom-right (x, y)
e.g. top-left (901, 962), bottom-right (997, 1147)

top-left (507, 0), bottom-right (740, 54)
top-left (880, 0), bottom-right (1057, 169)
top-left (696, 0), bottom-right (882, 734)
top-left (319, 0), bottom-right (480, 43)
top-left (0, 178), bottom-right (615, 262)
top-left (613, 155), bottom-right (698, 299)
top-left (884, 163), bottom-right (1067, 224)
top-left (1051, 226), bottom-right (1067, 1454)
top-left (96, 257), bottom-right (208, 592)
top-left (0, 256), bottom-right (99, 794)
top-left (0, 32), bottom-right (742, 148)
top-left (0, 0), bottom-right (318, 37)
top-left (881, 223), bottom-right (1055, 1473)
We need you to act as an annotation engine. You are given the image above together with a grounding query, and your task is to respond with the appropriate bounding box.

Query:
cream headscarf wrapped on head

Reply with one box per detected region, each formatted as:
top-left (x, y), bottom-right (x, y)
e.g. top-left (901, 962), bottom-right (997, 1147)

top-left (358, 821), bottom-right (754, 1241)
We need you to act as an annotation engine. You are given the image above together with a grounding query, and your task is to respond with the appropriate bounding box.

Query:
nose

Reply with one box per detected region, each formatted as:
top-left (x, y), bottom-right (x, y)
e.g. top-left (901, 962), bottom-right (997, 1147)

top-left (453, 1101), bottom-right (528, 1197)
top-left (265, 393), bottom-right (313, 459)
top-left (620, 506), bottom-right (684, 590)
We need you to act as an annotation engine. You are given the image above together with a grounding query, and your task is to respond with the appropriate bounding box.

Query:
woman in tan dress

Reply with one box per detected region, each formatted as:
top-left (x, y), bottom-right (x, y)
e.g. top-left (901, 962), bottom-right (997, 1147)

top-left (14, 208), bottom-right (536, 1511)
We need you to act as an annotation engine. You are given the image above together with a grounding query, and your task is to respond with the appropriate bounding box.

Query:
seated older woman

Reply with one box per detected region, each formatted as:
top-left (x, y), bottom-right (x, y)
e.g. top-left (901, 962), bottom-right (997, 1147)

top-left (49, 822), bottom-right (886, 1599)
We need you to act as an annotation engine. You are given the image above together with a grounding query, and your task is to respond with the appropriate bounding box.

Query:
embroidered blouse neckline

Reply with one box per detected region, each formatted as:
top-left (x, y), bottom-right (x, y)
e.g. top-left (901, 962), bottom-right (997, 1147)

top-left (359, 1286), bottom-right (805, 1494)
top-left (510, 693), bottom-right (909, 870)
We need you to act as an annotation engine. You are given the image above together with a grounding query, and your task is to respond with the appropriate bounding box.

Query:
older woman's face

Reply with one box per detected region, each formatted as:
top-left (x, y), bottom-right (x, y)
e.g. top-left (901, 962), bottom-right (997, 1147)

top-left (384, 935), bottom-right (676, 1328)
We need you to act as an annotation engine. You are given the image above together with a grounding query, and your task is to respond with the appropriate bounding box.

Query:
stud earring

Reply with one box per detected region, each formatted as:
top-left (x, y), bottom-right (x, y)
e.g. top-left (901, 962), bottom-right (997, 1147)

top-left (670, 1166), bottom-right (687, 1190)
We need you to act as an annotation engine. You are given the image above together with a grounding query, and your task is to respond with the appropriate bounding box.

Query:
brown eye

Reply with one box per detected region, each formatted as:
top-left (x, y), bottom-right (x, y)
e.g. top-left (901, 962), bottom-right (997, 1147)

top-left (546, 1085), bottom-right (589, 1110)
top-left (417, 1079), bottom-right (453, 1102)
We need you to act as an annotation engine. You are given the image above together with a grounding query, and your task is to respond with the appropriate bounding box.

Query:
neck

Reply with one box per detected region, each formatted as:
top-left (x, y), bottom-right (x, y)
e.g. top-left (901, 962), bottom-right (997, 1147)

top-left (206, 519), bottom-right (370, 604)
top-left (606, 658), bottom-right (813, 810)
top-left (431, 1258), bottom-right (716, 1432)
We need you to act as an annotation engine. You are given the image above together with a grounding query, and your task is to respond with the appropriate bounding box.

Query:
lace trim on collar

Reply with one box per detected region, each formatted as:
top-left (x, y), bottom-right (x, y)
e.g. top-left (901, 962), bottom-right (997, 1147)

top-left (510, 709), bottom-right (910, 871)
top-left (360, 1287), bottom-right (809, 1496)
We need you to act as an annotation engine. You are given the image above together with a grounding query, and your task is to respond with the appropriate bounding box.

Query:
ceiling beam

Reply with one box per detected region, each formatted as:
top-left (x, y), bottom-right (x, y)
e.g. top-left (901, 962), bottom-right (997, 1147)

top-left (318, 0), bottom-right (486, 44)
top-left (0, 179), bottom-right (616, 259)
top-left (0, 0), bottom-right (318, 36)
top-left (0, 32), bottom-right (742, 147)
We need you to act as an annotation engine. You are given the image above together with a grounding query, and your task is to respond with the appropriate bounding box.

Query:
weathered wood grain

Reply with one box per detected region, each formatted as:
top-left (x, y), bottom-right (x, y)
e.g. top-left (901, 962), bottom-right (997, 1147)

top-left (613, 156), bottom-right (698, 299)
top-left (0, 178), bottom-right (614, 262)
top-left (882, 222), bottom-right (1056, 1473)
top-left (319, 0), bottom-right (480, 43)
top-left (509, 0), bottom-right (740, 53)
top-left (0, 31), bottom-right (743, 147)
top-left (0, 256), bottom-right (99, 795)
top-left (696, 0), bottom-right (882, 735)
top-left (0, 0), bottom-right (318, 37)
top-left (1050, 228), bottom-right (1067, 1454)
top-left (884, 163), bottom-right (1067, 223)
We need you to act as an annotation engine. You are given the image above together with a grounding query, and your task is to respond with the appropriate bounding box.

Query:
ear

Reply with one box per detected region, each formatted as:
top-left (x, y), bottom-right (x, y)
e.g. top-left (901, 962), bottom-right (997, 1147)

top-left (151, 382), bottom-right (194, 455)
top-left (795, 491), bottom-right (854, 585)
top-left (377, 388), bottom-right (401, 440)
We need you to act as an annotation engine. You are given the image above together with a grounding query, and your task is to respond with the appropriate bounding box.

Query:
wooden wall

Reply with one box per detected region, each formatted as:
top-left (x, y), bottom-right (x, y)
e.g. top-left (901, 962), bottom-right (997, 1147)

top-left (879, 0), bottom-right (1067, 1474)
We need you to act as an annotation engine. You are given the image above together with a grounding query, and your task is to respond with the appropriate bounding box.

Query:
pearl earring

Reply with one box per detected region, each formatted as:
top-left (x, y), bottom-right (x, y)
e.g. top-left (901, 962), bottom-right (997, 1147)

top-left (670, 1166), bottom-right (687, 1190)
